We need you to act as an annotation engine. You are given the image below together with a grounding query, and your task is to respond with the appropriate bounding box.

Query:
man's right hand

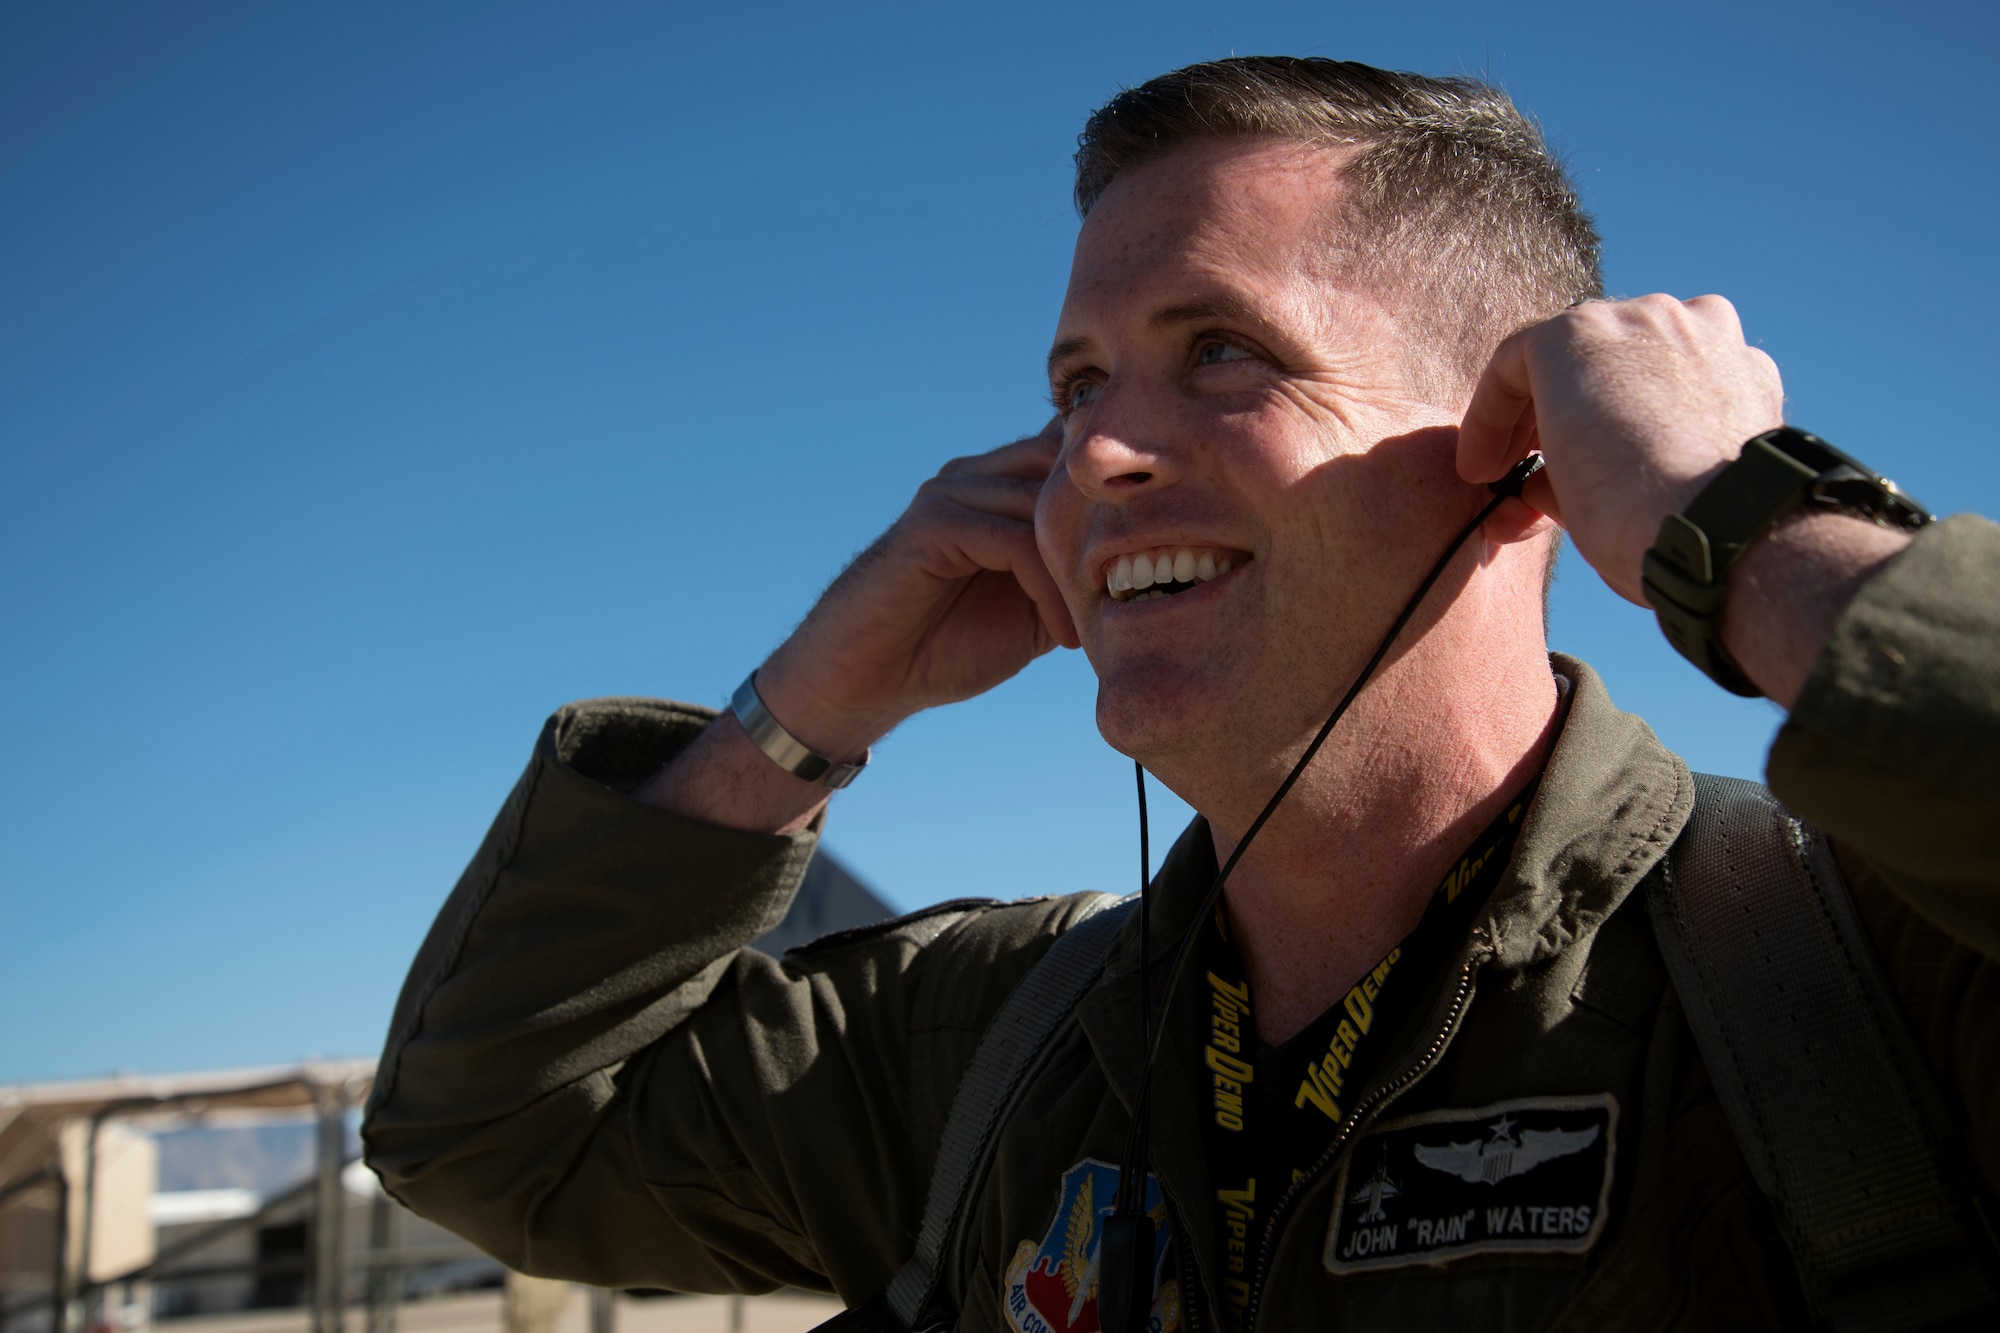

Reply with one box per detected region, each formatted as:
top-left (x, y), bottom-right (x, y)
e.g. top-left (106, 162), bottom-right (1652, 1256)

top-left (634, 423), bottom-right (1078, 833)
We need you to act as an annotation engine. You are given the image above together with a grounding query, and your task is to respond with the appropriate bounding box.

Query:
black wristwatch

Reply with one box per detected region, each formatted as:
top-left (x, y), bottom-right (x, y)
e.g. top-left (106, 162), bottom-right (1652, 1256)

top-left (1641, 426), bottom-right (1932, 697)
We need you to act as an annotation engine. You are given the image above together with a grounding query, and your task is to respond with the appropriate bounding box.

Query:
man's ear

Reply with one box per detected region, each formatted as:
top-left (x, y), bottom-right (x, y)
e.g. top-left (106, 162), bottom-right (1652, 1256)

top-left (1481, 496), bottom-right (1557, 546)
top-left (1479, 468), bottom-right (1561, 547)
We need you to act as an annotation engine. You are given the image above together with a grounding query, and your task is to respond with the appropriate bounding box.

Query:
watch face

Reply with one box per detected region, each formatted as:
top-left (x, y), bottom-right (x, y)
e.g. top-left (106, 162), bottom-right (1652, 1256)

top-left (1807, 471), bottom-right (1931, 529)
top-left (1773, 427), bottom-right (1931, 527)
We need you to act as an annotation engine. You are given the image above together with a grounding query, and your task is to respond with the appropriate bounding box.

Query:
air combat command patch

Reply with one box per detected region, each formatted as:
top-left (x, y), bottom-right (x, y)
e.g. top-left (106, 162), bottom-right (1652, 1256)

top-left (1004, 1158), bottom-right (1180, 1333)
top-left (1324, 1094), bottom-right (1618, 1274)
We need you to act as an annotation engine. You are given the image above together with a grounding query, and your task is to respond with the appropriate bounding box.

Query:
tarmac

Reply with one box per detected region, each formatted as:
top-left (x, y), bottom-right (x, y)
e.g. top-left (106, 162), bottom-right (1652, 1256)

top-left (156, 1289), bottom-right (846, 1333)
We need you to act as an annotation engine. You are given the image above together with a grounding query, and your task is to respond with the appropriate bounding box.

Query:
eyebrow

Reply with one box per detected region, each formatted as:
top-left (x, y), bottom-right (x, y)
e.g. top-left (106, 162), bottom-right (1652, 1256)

top-left (1045, 295), bottom-right (1263, 379)
top-left (1149, 295), bottom-right (1259, 328)
top-left (1046, 335), bottom-right (1092, 378)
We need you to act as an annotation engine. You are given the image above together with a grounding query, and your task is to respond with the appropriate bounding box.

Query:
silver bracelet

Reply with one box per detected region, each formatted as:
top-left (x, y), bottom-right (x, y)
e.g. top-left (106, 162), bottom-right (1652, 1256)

top-left (730, 673), bottom-right (870, 790)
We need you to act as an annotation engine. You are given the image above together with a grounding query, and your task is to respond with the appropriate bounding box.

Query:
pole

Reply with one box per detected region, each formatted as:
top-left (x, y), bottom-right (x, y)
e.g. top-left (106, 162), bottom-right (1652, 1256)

top-left (51, 1163), bottom-right (70, 1333)
top-left (73, 1117), bottom-right (104, 1333)
top-left (587, 1287), bottom-right (613, 1333)
top-left (311, 1083), bottom-right (349, 1333)
top-left (0, 1165), bottom-right (63, 1333)
top-left (364, 1190), bottom-right (401, 1333)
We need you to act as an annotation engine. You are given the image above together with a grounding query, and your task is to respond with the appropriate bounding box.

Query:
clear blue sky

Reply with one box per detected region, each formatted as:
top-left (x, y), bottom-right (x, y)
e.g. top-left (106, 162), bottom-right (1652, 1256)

top-left (4, 1), bottom-right (1994, 1083)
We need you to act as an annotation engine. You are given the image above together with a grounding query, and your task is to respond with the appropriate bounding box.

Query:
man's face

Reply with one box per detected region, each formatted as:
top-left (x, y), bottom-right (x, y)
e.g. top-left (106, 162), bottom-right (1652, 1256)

top-left (1035, 137), bottom-right (1476, 771)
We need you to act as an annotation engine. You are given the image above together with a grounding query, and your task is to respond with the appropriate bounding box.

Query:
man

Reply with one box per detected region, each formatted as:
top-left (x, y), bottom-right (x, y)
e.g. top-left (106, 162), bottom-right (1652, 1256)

top-left (362, 58), bottom-right (1999, 1331)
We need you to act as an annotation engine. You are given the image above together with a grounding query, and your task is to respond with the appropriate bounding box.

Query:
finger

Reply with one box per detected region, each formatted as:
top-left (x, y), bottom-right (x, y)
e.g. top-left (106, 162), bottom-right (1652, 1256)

top-left (945, 429), bottom-right (1064, 482)
top-left (1744, 345), bottom-right (1784, 407)
top-left (920, 471), bottom-right (1044, 522)
top-left (1683, 293), bottom-right (1745, 341)
top-left (1521, 468), bottom-right (1563, 529)
top-left (935, 507), bottom-right (1080, 649)
top-left (954, 568), bottom-right (1063, 662)
top-left (1015, 551), bottom-right (1081, 650)
top-left (1458, 327), bottom-right (1539, 484)
top-left (1479, 496), bottom-right (1557, 547)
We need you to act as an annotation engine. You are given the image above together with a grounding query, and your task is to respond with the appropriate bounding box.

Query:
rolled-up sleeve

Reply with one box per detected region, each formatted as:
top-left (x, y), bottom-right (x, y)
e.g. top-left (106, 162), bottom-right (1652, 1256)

top-left (1767, 514), bottom-right (2000, 958)
top-left (361, 697), bottom-right (1084, 1302)
top-left (1765, 514), bottom-right (2000, 1190)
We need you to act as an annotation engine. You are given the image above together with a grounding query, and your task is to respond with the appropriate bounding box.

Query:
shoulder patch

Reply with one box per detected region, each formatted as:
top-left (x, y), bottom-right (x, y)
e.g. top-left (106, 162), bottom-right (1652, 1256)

top-left (1004, 1159), bottom-right (1178, 1333)
top-left (782, 897), bottom-right (1001, 957)
top-left (1324, 1094), bottom-right (1617, 1274)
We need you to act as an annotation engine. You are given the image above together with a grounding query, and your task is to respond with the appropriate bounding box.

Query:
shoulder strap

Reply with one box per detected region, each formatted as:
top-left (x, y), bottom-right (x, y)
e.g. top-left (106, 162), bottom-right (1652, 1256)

top-left (879, 892), bottom-right (1135, 1331)
top-left (1648, 772), bottom-right (1996, 1332)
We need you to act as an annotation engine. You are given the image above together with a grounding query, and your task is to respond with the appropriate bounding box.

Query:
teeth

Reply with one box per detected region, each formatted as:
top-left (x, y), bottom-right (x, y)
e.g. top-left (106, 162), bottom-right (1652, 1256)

top-left (1102, 545), bottom-right (1247, 601)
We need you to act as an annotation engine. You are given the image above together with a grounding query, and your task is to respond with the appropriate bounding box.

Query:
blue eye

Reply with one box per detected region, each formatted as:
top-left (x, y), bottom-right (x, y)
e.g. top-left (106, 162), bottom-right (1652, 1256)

top-left (1071, 380), bottom-right (1103, 408)
top-left (1199, 341), bottom-right (1252, 366)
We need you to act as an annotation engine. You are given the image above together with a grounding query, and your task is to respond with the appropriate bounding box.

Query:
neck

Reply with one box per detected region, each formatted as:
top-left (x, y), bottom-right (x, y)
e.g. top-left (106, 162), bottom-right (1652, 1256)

top-left (1179, 562), bottom-right (1560, 1045)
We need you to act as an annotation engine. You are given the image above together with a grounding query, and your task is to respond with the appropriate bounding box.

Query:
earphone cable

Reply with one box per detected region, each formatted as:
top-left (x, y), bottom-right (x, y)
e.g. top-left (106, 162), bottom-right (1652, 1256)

top-left (1109, 455), bottom-right (1545, 1212)
top-left (1118, 760), bottom-right (1154, 1219)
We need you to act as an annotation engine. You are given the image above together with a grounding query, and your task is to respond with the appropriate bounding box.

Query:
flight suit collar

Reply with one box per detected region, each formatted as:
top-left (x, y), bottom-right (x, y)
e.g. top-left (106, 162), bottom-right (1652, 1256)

top-left (1484, 653), bottom-right (1693, 971)
top-left (1073, 653), bottom-right (1692, 1314)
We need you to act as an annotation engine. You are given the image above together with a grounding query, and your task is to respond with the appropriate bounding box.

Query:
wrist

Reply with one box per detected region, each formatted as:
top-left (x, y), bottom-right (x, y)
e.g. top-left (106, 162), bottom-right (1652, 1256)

top-left (631, 710), bottom-right (832, 835)
top-left (1719, 511), bottom-right (1912, 710)
top-left (1640, 426), bottom-right (1930, 699)
top-left (732, 673), bottom-right (872, 790)
top-left (753, 648), bottom-right (904, 763)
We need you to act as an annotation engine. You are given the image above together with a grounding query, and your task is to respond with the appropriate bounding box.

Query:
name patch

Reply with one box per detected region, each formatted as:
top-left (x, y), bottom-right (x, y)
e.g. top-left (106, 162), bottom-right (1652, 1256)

top-left (1323, 1094), bottom-right (1617, 1274)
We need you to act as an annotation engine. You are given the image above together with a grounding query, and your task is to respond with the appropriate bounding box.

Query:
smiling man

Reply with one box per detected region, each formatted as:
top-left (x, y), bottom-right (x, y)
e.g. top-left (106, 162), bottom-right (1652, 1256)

top-left (363, 59), bottom-right (2000, 1332)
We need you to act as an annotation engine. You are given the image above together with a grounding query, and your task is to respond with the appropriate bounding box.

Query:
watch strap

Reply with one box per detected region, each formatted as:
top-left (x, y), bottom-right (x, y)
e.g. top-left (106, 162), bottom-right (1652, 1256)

top-left (731, 673), bottom-right (870, 789)
top-left (1641, 426), bottom-right (1931, 698)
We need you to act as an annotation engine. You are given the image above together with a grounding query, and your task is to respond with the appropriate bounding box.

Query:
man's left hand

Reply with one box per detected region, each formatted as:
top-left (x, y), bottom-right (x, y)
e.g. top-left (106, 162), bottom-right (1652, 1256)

top-left (1456, 293), bottom-right (1913, 708)
top-left (1455, 292), bottom-right (1785, 607)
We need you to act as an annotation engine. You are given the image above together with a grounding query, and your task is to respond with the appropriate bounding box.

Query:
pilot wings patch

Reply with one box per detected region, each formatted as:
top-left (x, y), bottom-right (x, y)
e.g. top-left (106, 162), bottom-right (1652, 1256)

top-left (1411, 1116), bottom-right (1601, 1185)
top-left (1325, 1095), bottom-right (1617, 1274)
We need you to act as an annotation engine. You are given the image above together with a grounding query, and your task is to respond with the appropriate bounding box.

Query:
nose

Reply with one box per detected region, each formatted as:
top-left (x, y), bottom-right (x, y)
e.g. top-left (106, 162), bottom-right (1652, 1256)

top-left (1057, 381), bottom-right (1181, 502)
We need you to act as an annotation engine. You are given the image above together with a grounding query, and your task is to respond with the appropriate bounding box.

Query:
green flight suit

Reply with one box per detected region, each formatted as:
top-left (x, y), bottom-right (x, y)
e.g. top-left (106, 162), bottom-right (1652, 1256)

top-left (363, 515), bottom-right (2000, 1332)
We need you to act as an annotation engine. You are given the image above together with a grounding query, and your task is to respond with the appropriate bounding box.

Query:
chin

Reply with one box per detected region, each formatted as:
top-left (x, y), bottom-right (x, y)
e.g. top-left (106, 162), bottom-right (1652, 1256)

top-left (1090, 655), bottom-right (1233, 768)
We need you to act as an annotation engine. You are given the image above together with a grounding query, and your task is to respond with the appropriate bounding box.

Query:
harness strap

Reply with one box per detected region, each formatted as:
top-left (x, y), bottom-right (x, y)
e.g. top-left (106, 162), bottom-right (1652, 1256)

top-left (850, 774), bottom-right (1995, 1332)
top-left (884, 892), bottom-right (1134, 1331)
top-left (1649, 772), bottom-right (1995, 1331)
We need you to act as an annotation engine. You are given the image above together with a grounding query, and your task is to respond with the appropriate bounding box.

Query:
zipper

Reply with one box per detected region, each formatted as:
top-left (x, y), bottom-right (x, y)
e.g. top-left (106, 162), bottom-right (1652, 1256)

top-left (1235, 954), bottom-right (1484, 1333)
top-left (1174, 1193), bottom-right (1207, 1333)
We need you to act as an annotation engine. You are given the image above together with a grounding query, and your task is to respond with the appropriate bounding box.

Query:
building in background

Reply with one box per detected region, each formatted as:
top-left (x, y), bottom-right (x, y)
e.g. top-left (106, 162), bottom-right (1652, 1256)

top-left (0, 852), bottom-right (889, 1333)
